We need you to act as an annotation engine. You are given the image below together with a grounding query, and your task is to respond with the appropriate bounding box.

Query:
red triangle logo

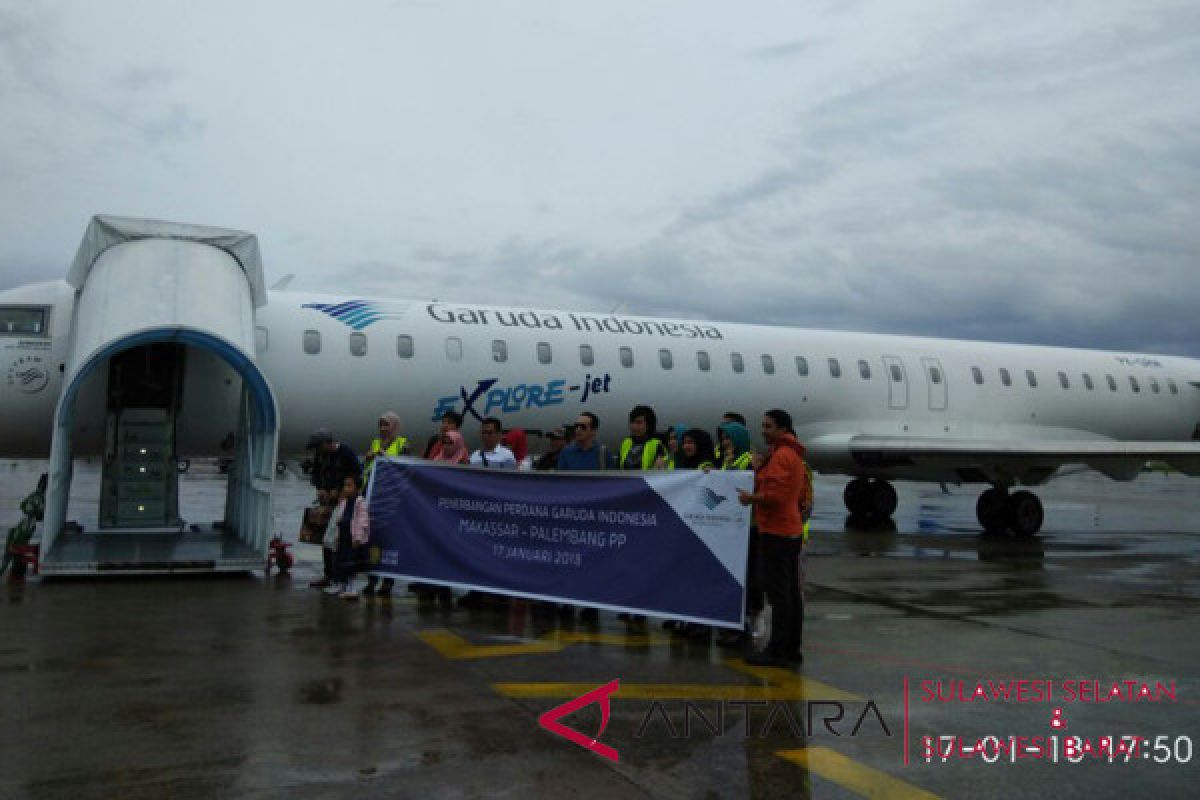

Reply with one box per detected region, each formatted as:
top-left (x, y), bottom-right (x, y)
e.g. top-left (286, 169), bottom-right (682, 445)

top-left (538, 680), bottom-right (620, 763)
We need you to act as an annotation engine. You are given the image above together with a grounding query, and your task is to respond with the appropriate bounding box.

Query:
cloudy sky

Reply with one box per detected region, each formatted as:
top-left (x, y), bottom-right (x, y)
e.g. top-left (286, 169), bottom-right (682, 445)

top-left (2, 1), bottom-right (1198, 355)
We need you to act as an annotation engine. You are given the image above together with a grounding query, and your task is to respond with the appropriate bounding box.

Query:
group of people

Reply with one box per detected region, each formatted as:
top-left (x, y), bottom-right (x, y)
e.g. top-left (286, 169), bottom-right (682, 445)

top-left (304, 403), bottom-right (812, 667)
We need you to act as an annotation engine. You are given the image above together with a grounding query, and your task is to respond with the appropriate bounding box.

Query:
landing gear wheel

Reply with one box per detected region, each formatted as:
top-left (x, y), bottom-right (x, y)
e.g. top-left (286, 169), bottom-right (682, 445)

top-left (1007, 490), bottom-right (1043, 538)
top-left (843, 478), bottom-right (870, 515)
top-left (976, 487), bottom-right (1009, 535)
top-left (866, 479), bottom-right (897, 518)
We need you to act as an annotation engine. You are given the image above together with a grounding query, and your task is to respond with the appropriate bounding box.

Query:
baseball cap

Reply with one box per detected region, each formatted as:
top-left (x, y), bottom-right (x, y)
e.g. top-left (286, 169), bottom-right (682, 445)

top-left (306, 428), bottom-right (333, 449)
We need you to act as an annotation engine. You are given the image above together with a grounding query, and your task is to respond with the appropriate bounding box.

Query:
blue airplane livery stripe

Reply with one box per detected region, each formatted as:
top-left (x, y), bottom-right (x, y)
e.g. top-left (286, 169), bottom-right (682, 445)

top-left (302, 300), bottom-right (408, 330)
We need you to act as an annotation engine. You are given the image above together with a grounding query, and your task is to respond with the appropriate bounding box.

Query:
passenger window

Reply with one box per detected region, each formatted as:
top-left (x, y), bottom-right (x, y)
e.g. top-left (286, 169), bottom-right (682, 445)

top-left (971, 366), bottom-right (983, 385)
top-left (580, 344), bottom-right (594, 366)
top-left (795, 356), bottom-right (809, 376)
top-left (1025, 369), bottom-right (1038, 388)
top-left (762, 354), bottom-right (775, 375)
top-left (537, 342), bottom-right (552, 364)
top-left (1150, 377), bottom-right (1161, 394)
top-left (731, 353), bottom-right (744, 373)
top-left (828, 358), bottom-right (841, 378)
top-left (930, 366), bottom-right (943, 384)
top-left (397, 335), bottom-right (414, 359)
top-left (1058, 371), bottom-right (1069, 389)
top-left (446, 337), bottom-right (463, 362)
top-left (492, 339), bottom-right (507, 363)
top-left (1000, 368), bottom-right (1012, 386)
top-left (1129, 375), bottom-right (1140, 393)
top-left (890, 364), bottom-right (903, 382)
top-left (619, 347), bottom-right (634, 368)
top-left (1106, 374), bottom-right (1117, 391)
top-left (1168, 378), bottom-right (1179, 394)
top-left (1083, 373), bottom-right (1094, 391)
top-left (0, 307), bottom-right (46, 335)
top-left (697, 351), bottom-right (711, 371)
top-left (303, 330), bottom-right (321, 355)
top-left (858, 360), bottom-right (871, 380)
top-left (254, 326), bottom-right (269, 354)
top-left (659, 349), bottom-right (674, 370)
top-left (349, 332), bottom-right (367, 357)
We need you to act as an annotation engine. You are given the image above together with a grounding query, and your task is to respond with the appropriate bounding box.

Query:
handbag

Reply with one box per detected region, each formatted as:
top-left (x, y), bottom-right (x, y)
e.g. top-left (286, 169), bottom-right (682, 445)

top-left (298, 504), bottom-right (333, 545)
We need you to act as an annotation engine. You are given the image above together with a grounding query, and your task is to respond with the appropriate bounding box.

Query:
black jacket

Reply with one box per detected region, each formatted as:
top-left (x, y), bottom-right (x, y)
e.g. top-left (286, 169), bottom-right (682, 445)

top-left (311, 443), bottom-right (362, 492)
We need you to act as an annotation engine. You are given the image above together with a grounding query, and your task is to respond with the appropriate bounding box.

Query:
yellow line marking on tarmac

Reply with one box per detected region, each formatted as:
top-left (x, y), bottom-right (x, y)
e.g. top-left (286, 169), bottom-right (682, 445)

top-left (494, 659), bottom-right (859, 702)
top-left (418, 630), bottom-right (563, 659)
top-left (540, 630), bottom-right (671, 647)
top-left (776, 747), bottom-right (941, 800)
top-left (418, 629), bottom-right (669, 660)
top-left (724, 657), bottom-right (861, 700)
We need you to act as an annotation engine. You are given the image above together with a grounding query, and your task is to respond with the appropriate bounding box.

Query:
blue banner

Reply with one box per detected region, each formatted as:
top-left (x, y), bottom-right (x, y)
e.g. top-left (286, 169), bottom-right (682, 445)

top-left (366, 458), bottom-right (753, 628)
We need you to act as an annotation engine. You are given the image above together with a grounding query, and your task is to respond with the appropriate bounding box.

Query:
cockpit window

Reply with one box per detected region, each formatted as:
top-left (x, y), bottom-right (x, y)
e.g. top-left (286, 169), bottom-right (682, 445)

top-left (0, 307), bottom-right (46, 336)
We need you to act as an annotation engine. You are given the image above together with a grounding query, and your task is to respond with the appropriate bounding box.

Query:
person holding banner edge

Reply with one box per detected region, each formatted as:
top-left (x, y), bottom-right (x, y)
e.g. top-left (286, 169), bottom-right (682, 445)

top-left (362, 411), bottom-right (408, 599)
top-left (618, 405), bottom-right (666, 628)
top-left (736, 409), bottom-right (811, 667)
top-left (555, 411), bottom-right (612, 622)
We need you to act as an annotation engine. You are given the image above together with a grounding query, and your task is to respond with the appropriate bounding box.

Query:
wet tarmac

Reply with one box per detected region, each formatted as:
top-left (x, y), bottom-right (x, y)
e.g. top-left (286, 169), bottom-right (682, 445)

top-left (2, 461), bottom-right (1199, 799)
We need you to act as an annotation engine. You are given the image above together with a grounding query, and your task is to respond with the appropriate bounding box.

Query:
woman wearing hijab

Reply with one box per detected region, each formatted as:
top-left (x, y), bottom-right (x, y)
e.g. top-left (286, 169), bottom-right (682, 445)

top-left (431, 430), bottom-right (470, 464)
top-left (404, 429), bottom-right (468, 608)
top-left (661, 424), bottom-right (687, 469)
top-left (501, 428), bottom-right (531, 470)
top-left (718, 421), bottom-right (754, 471)
top-left (663, 428), bottom-right (717, 640)
top-left (672, 428), bottom-right (716, 471)
top-left (715, 420), bottom-right (760, 648)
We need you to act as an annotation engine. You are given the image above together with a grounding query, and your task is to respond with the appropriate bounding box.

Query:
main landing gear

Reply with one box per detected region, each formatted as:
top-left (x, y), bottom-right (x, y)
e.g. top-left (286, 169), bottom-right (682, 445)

top-left (843, 478), bottom-right (898, 520)
top-left (976, 487), bottom-right (1043, 538)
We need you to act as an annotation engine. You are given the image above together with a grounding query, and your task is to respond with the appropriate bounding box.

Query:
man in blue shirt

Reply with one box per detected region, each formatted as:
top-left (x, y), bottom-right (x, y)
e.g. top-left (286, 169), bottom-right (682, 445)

top-left (554, 411), bottom-right (613, 623)
top-left (556, 412), bottom-right (615, 471)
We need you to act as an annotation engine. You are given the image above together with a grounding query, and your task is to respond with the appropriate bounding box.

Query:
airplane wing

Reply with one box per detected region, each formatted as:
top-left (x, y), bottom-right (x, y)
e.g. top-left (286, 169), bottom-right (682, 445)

top-left (846, 436), bottom-right (1200, 480)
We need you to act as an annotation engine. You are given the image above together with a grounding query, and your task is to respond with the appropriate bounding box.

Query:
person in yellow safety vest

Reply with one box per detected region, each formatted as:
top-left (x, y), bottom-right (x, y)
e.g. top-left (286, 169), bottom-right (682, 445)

top-left (664, 428), bottom-right (718, 640)
top-left (670, 428), bottom-right (715, 471)
top-left (801, 463), bottom-right (814, 542)
top-left (618, 405), bottom-right (663, 628)
top-left (361, 411), bottom-right (408, 599)
top-left (662, 424), bottom-right (686, 470)
top-left (363, 411), bottom-right (409, 484)
top-left (620, 405), bottom-right (665, 471)
top-left (715, 411), bottom-right (748, 461)
top-left (716, 420), bottom-right (761, 650)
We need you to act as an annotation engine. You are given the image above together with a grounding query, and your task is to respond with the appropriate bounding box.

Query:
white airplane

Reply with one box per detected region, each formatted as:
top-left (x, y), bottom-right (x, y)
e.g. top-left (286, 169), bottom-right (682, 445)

top-left (2, 216), bottom-right (1199, 573)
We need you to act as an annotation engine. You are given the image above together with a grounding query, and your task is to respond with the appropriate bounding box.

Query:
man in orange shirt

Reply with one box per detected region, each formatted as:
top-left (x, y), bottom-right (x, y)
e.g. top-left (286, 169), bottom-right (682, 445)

top-left (737, 409), bottom-right (810, 667)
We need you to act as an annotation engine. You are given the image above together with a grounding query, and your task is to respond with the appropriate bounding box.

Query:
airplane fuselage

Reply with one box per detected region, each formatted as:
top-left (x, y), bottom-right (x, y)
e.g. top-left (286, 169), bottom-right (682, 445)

top-left (4, 282), bottom-right (1199, 487)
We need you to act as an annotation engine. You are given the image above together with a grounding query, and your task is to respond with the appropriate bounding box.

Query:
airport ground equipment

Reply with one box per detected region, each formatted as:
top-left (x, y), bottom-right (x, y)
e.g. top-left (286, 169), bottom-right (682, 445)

top-left (39, 216), bottom-right (279, 574)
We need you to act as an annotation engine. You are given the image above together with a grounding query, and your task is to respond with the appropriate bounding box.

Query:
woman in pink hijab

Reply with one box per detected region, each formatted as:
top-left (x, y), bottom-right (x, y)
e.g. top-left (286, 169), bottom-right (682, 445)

top-left (430, 430), bottom-right (469, 464)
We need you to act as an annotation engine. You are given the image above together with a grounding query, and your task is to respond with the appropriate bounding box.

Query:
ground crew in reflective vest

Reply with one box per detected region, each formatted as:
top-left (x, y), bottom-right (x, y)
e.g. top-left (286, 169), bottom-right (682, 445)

top-left (619, 405), bottom-right (664, 471)
top-left (363, 411), bottom-right (408, 483)
top-left (801, 463), bottom-right (814, 542)
top-left (617, 405), bottom-right (663, 628)
top-left (362, 411), bottom-right (408, 599)
top-left (669, 428), bottom-right (715, 471)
